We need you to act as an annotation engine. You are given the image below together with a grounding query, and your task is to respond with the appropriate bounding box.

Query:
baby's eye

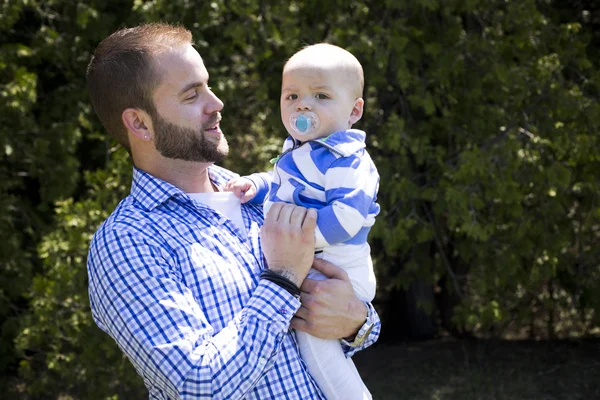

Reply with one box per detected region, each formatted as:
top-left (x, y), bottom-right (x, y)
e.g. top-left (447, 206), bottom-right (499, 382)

top-left (315, 93), bottom-right (330, 100)
top-left (286, 94), bottom-right (298, 100)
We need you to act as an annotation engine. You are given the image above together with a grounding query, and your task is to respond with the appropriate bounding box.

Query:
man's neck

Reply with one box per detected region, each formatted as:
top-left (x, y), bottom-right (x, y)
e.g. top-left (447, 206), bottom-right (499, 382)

top-left (141, 158), bottom-right (218, 193)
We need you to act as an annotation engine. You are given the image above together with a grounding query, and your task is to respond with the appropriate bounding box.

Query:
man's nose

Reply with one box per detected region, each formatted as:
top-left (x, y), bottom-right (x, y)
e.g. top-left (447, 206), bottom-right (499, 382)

top-left (205, 88), bottom-right (224, 114)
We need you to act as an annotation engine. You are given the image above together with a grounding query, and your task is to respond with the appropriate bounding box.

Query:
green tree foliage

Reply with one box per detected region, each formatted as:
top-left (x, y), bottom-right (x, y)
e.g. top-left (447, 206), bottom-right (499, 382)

top-left (0, 0), bottom-right (598, 398)
top-left (360, 0), bottom-right (600, 339)
top-left (0, 0), bottom-right (139, 395)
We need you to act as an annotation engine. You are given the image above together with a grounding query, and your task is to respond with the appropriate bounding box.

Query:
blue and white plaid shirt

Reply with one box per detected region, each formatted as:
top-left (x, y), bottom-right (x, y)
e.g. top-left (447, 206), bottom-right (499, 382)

top-left (87, 166), bottom-right (380, 399)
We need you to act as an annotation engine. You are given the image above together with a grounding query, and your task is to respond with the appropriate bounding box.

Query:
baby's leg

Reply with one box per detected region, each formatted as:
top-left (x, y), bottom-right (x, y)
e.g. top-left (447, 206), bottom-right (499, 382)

top-left (320, 243), bottom-right (376, 301)
top-left (296, 330), bottom-right (371, 400)
top-left (299, 245), bottom-right (375, 399)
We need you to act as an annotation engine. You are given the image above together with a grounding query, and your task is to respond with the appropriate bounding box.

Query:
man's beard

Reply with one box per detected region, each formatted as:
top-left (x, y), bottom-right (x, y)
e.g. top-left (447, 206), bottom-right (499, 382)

top-left (151, 111), bottom-right (229, 163)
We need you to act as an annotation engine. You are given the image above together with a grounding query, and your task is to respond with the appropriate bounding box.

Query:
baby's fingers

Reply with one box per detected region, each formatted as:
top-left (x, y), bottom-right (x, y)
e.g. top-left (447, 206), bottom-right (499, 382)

top-left (223, 179), bottom-right (237, 191)
top-left (240, 187), bottom-right (256, 203)
top-left (230, 185), bottom-right (245, 199)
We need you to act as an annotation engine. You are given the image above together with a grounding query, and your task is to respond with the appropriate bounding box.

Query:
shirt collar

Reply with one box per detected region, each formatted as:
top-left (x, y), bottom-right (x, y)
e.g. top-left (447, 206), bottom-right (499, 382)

top-left (313, 129), bottom-right (366, 157)
top-left (130, 166), bottom-right (230, 211)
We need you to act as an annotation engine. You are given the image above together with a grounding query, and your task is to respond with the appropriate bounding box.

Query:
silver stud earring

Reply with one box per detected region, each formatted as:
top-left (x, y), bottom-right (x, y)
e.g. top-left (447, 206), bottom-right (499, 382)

top-left (144, 135), bottom-right (149, 140)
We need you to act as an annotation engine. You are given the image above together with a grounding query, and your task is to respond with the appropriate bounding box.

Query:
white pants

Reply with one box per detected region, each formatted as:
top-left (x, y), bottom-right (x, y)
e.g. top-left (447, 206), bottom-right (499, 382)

top-left (296, 243), bottom-right (376, 400)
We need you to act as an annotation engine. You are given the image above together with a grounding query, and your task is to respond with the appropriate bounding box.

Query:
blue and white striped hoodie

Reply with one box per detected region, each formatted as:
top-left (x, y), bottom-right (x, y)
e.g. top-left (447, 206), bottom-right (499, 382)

top-left (248, 129), bottom-right (380, 249)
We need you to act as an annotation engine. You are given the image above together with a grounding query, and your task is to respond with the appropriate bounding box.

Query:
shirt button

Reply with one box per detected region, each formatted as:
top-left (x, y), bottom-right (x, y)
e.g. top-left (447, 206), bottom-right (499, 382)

top-left (258, 357), bottom-right (267, 366)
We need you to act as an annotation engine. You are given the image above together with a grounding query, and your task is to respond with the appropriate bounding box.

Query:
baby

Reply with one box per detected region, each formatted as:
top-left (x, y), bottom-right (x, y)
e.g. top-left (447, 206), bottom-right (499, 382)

top-left (226, 43), bottom-right (379, 400)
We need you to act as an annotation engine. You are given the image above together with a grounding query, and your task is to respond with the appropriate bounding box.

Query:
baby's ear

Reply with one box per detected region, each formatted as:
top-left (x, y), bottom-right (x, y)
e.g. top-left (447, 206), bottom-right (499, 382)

top-left (349, 98), bottom-right (364, 125)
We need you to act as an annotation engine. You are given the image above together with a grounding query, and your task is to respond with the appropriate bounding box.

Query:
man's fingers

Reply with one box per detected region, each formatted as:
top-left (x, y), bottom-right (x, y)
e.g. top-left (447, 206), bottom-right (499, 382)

top-left (290, 205), bottom-right (308, 228)
top-left (265, 202), bottom-right (284, 222)
top-left (289, 317), bottom-right (305, 331)
top-left (311, 258), bottom-right (350, 281)
top-left (294, 304), bottom-right (310, 320)
top-left (290, 316), bottom-right (311, 334)
top-left (265, 203), bottom-right (313, 227)
top-left (302, 208), bottom-right (317, 233)
top-left (300, 276), bottom-right (318, 293)
top-left (277, 203), bottom-right (297, 224)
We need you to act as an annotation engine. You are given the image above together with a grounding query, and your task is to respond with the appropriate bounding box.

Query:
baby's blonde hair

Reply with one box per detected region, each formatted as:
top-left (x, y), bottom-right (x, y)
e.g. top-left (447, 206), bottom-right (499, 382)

top-left (283, 43), bottom-right (364, 98)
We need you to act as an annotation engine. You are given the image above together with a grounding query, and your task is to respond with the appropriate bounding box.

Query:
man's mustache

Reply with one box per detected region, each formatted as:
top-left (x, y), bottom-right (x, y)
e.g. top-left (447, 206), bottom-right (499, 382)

top-left (203, 112), bottom-right (221, 130)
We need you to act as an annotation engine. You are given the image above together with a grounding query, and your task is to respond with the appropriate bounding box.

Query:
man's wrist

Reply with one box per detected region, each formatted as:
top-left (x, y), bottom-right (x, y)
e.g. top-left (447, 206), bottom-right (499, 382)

top-left (342, 301), bottom-right (374, 348)
top-left (268, 268), bottom-right (301, 288)
top-left (343, 300), bottom-right (369, 341)
top-left (260, 269), bottom-right (301, 298)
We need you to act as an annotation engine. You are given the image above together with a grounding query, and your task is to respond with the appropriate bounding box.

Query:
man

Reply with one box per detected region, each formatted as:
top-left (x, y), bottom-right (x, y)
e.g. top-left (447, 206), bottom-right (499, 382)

top-left (86, 22), bottom-right (380, 399)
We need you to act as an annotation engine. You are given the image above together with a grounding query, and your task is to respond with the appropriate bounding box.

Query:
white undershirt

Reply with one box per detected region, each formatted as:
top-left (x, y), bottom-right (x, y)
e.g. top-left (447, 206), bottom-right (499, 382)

top-left (188, 191), bottom-right (247, 238)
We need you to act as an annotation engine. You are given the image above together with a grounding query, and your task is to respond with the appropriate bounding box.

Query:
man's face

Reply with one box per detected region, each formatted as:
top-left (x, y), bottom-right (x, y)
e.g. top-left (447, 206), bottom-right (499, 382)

top-left (150, 45), bottom-right (228, 162)
top-left (150, 108), bottom-right (228, 163)
top-left (280, 65), bottom-right (358, 142)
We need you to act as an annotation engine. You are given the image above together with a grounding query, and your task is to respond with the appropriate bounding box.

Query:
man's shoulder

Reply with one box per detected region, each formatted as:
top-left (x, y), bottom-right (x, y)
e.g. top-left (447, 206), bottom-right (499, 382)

top-left (90, 196), bottom-right (155, 246)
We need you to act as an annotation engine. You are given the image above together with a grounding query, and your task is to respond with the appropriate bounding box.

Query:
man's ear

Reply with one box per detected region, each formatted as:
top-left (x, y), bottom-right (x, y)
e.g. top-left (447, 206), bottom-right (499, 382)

top-left (349, 98), bottom-right (364, 126)
top-left (122, 108), bottom-right (152, 141)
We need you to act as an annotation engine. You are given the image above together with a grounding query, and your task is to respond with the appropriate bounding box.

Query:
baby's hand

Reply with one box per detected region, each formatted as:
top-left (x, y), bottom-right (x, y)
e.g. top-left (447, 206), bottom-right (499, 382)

top-left (224, 177), bottom-right (257, 204)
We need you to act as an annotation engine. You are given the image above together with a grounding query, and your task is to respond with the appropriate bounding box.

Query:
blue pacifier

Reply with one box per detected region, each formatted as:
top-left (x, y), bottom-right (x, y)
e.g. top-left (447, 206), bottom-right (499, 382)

top-left (289, 112), bottom-right (319, 136)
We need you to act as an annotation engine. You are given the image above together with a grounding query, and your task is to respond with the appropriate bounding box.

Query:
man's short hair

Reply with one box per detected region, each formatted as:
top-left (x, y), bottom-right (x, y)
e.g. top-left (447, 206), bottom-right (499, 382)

top-left (86, 23), bottom-right (192, 152)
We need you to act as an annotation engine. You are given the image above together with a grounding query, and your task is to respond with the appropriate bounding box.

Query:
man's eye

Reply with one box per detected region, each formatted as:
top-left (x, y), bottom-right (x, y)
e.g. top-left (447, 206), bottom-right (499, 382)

top-left (185, 92), bottom-right (198, 101)
top-left (287, 94), bottom-right (298, 100)
top-left (316, 93), bottom-right (329, 99)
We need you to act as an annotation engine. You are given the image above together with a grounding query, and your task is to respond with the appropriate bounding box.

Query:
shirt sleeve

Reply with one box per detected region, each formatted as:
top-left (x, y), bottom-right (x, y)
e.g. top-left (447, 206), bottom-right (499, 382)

top-left (87, 228), bottom-right (300, 399)
top-left (314, 152), bottom-right (380, 248)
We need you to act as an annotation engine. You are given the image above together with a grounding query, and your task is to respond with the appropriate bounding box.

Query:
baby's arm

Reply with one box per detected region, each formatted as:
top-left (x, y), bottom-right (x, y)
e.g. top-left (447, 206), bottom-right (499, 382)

top-left (224, 172), bottom-right (272, 204)
top-left (224, 177), bottom-right (257, 203)
top-left (314, 154), bottom-right (379, 248)
top-left (226, 138), bottom-right (294, 204)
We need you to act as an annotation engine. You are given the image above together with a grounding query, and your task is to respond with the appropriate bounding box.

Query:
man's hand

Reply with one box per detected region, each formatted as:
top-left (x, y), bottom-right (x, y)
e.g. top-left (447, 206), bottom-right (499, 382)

top-left (291, 258), bottom-right (368, 340)
top-left (260, 203), bottom-right (317, 287)
top-left (224, 177), bottom-right (257, 203)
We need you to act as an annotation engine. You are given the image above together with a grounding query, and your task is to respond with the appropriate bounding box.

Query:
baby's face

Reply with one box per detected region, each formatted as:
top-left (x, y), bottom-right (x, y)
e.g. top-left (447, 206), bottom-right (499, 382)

top-left (280, 65), bottom-right (361, 142)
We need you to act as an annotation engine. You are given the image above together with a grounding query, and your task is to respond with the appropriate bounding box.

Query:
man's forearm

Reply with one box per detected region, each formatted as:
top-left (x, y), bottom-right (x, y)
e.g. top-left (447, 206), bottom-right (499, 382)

top-left (94, 271), bottom-right (299, 399)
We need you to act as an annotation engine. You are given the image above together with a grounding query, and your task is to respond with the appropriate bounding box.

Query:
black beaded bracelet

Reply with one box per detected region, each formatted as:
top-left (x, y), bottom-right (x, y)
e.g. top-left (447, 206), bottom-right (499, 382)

top-left (260, 269), bottom-right (301, 298)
